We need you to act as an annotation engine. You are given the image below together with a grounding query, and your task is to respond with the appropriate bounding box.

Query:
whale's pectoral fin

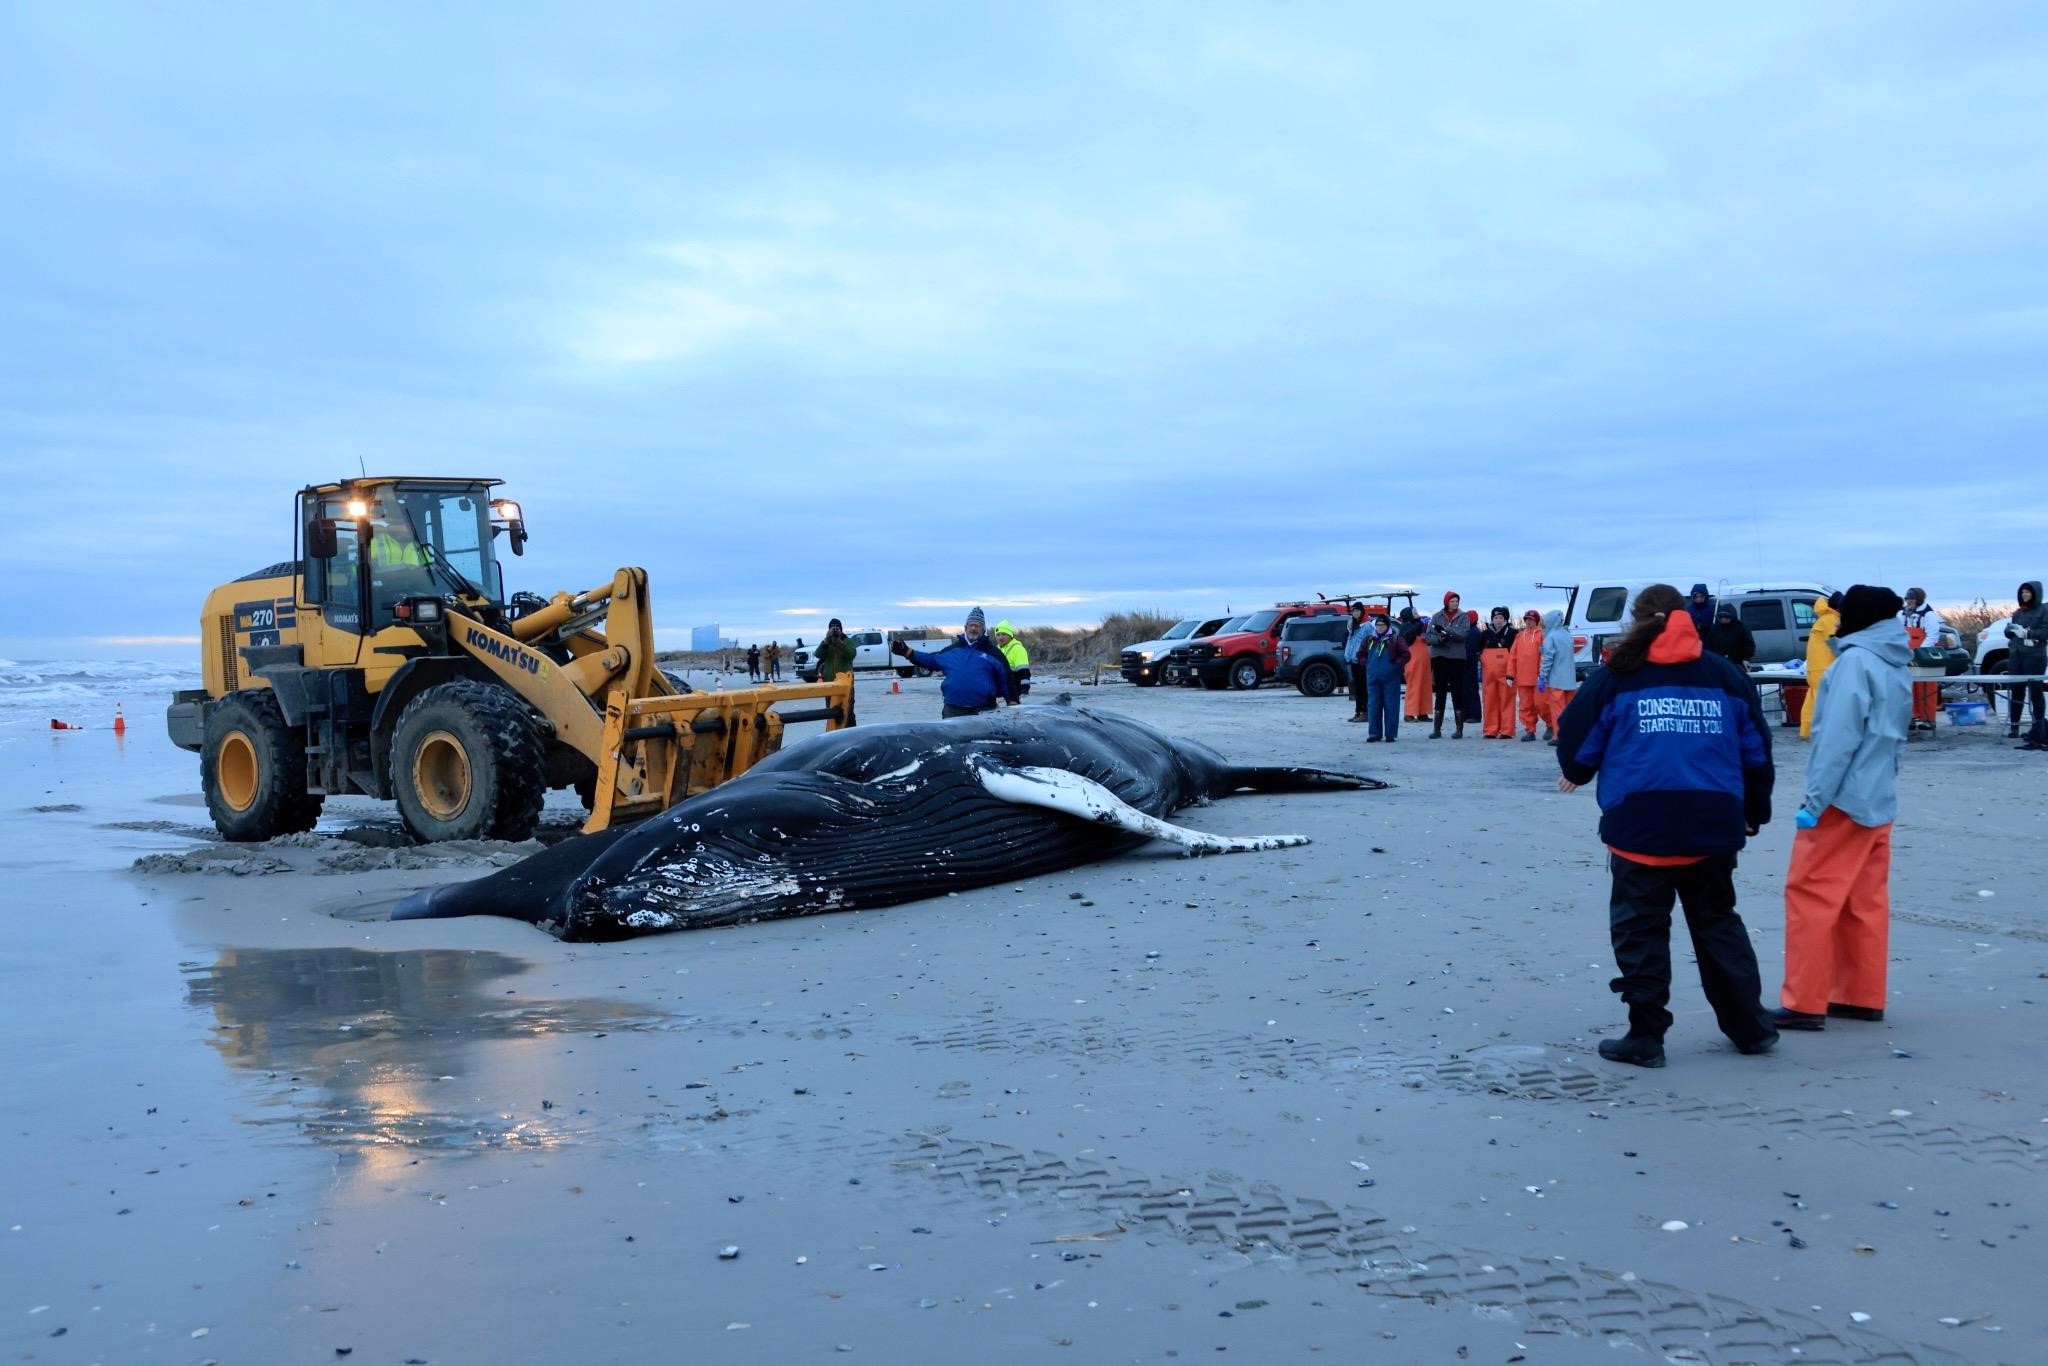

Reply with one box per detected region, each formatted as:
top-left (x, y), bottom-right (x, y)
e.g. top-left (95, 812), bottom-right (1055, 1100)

top-left (974, 761), bottom-right (1309, 854)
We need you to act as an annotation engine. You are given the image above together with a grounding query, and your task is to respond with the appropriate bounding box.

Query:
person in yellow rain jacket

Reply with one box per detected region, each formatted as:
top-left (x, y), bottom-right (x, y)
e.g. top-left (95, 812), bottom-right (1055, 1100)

top-left (993, 620), bottom-right (1031, 699)
top-left (1799, 594), bottom-right (1840, 739)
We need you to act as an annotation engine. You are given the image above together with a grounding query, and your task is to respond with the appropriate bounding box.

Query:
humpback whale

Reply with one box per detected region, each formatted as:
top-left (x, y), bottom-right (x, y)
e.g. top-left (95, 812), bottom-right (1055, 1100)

top-left (394, 702), bottom-right (1383, 940)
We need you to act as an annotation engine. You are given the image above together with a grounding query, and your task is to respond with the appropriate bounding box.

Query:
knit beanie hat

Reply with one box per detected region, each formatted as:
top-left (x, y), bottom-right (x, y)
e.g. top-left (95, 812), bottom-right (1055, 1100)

top-left (1836, 585), bottom-right (1903, 638)
top-left (965, 606), bottom-right (986, 632)
top-left (828, 618), bottom-right (843, 630)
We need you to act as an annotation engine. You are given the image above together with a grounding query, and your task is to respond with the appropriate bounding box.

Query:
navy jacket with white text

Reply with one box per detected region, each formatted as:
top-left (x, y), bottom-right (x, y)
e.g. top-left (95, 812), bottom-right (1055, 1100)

top-left (1555, 613), bottom-right (1774, 857)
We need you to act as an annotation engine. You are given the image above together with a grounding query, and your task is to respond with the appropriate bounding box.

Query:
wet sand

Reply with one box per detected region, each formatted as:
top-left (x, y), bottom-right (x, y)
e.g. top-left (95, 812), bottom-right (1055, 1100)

top-left (3, 677), bottom-right (2042, 1363)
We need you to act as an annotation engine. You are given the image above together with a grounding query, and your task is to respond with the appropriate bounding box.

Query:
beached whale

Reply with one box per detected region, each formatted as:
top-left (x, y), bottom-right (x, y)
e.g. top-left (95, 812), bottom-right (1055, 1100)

top-left (392, 702), bottom-right (1384, 941)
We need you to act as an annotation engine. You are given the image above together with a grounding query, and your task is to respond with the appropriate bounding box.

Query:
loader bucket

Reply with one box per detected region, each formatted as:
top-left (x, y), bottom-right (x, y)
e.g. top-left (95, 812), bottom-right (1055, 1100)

top-left (584, 677), bottom-right (854, 833)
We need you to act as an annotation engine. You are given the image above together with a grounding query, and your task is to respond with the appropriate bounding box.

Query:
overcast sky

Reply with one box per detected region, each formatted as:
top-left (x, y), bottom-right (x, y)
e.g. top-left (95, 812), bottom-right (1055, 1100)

top-left (3, 2), bottom-right (2043, 658)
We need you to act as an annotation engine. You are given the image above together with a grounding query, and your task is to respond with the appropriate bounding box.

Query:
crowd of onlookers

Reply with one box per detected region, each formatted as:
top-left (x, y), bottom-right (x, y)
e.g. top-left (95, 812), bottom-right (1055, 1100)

top-left (1337, 580), bottom-right (2048, 752)
top-left (1337, 593), bottom-right (1578, 743)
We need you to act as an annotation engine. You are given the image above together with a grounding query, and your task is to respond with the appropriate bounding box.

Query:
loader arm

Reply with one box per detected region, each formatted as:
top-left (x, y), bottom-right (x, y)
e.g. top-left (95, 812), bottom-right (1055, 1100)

top-left (457, 566), bottom-right (851, 833)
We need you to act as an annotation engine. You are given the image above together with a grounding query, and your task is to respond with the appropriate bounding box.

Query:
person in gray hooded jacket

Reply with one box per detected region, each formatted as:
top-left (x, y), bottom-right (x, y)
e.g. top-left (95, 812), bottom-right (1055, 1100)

top-left (1773, 586), bottom-right (1911, 1032)
top-left (2003, 580), bottom-right (2046, 747)
top-left (1535, 609), bottom-right (1577, 743)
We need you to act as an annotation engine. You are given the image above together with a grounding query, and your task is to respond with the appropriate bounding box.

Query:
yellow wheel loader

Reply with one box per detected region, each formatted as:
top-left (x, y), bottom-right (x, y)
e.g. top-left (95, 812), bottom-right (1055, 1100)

top-left (167, 478), bottom-right (851, 843)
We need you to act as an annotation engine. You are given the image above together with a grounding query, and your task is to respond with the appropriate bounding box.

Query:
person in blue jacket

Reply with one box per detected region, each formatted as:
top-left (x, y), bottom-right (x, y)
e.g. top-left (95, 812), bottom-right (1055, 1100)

top-left (892, 606), bottom-right (1014, 717)
top-left (1359, 611), bottom-right (1411, 742)
top-left (1555, 583), bottom-right (1779, 1069)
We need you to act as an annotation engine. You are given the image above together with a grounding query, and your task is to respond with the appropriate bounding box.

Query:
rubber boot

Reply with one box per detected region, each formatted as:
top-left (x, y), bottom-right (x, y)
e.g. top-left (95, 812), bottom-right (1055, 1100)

top-left (1827, 1003), bottom-right (1884, 1022)
top-left (1769, 1006), bottom-right (1825, 1031)
top-left (1453, 717), bottom-right (1465, 739)
top-left (1431, 700), bottom-right (1444, 738)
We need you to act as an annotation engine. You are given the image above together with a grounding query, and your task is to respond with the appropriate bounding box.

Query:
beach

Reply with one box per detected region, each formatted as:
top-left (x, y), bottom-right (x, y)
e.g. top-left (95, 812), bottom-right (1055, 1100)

top-left (3, 668), bottom-right (2041, 1364)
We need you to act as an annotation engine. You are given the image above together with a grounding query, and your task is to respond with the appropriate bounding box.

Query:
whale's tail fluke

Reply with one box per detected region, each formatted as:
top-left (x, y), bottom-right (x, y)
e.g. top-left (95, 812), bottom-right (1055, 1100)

top-left (1221, 766), bottom-right (1388, 794)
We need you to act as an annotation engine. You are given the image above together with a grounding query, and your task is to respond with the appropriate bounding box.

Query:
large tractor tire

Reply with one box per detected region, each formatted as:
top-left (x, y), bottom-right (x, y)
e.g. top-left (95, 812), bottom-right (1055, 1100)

top-left (202, 689), bottom-right (323, 841)
top-left (390, 680), bottom-right (545, 843)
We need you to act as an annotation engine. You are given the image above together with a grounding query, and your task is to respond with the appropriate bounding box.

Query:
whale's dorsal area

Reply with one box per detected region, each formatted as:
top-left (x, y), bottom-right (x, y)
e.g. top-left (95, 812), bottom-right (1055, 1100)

top-left (971, 758), bottom-right (1310, 855)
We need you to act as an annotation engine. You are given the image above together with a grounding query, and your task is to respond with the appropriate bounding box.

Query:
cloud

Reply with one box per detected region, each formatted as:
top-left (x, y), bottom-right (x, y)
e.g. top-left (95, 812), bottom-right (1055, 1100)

top-left (93, 635), bottom-right (200, 646)
top-left (775, 607), bottom-right (828, 616)
top-left (565, 190), bottom-right (1241, 367)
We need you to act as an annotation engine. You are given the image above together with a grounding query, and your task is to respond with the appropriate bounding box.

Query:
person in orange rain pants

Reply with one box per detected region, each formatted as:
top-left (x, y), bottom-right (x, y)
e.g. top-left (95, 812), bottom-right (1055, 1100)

top-left (1399, 606), bottom-right (1432, 722)
top-left (1772, 586), bottom-right (1910, 1032)
top-left (1510, 609), bottom-right (1545, 741)
top-left (1897, 587), bottom-right (1945, 731)
top-left (1476, 607), bottom-right (1519, 738)
top-left (1536, 609), bottom-right (1577, 742)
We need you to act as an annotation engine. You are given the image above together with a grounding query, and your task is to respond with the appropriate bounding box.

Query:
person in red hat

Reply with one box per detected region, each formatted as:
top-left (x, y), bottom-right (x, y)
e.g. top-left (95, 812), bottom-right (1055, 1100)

top-left (1422, 591), bottom-right (1472, 738)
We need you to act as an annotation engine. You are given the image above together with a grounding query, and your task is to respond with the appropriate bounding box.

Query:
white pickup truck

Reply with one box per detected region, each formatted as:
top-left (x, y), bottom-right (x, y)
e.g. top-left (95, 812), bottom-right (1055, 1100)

top-left (794, 629), bottom-right (952, 682)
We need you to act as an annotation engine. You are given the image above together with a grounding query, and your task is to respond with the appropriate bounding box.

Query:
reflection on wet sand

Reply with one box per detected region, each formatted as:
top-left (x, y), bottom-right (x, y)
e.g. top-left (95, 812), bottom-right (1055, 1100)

top-left (186, 947), bottom-right (669, 1171)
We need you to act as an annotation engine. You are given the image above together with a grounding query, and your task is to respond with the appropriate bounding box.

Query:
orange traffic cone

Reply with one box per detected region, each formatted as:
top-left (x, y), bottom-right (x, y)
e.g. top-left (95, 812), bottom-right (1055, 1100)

top-left (113, 703), bottom-right (127, 734)
top-left (890, 678), bottom-right (901, 694)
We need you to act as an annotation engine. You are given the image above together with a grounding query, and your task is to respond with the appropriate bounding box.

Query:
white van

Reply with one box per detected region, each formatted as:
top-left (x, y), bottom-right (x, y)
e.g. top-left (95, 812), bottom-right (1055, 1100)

top-left (1540, 578), bottom-right (1832, 677)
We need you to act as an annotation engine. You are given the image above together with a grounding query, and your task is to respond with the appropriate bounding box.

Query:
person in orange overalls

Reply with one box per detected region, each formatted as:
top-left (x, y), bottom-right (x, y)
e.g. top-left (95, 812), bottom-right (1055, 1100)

top-left (1399, 607), bottom-right (1432, 722)
top-left (1773, 586), bottom-right (1910, 1031)
top-left (1476, 608), bottom-right (1518, 738)
top-left (1510, 609), bottom-right (1544, 740)
top-left (1898, 587), bottom-right (1945, 731)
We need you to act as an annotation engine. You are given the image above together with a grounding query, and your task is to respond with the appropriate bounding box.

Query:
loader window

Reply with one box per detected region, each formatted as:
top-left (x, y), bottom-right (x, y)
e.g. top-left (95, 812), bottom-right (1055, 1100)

top-left (305, 504), bottom-right (365, 633)
top-left (379, 485), bottom-right (500, 604)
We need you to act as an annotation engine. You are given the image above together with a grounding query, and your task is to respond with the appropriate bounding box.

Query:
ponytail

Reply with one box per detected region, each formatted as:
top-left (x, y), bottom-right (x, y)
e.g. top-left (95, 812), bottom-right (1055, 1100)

top-left (1605, 584), bottom-right (1685, 675)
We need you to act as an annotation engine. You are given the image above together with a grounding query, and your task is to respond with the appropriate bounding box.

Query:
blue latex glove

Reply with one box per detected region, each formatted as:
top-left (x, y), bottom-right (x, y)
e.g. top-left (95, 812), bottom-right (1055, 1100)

top-left (1536, 679), bottom-right (1548, 694)
top-left (1795, 807), bottom-right (1819, 831)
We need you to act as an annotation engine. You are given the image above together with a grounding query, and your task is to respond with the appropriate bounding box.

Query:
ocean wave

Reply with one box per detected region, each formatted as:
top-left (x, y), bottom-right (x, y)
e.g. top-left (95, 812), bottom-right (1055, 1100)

top-left (0, 659), bottom-right (200, 725)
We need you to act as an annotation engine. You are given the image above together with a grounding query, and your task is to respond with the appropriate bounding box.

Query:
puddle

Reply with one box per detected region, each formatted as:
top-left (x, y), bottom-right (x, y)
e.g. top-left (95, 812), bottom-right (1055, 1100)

top-left (185, 946), bottom-right (671, 1159)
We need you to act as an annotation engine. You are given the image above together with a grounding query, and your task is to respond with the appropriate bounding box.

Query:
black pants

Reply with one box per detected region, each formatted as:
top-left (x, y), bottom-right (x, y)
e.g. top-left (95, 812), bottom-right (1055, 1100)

top-left (2010, 680), bottom-right (2045, 728)
top-left (942, 703), bottom-right (996, 719)
top-left (1348, 662), bottom-right (1369, 715)
top-left (1430, 657), bottom-right (1465, 718)
top-left (1608, 853), bottom-right (1773, 1046)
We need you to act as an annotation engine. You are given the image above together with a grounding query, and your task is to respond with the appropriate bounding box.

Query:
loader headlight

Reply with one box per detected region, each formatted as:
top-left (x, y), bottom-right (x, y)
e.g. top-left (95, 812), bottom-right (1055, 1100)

top-left (346, 499), bottom-right (369, 518)
top-left (414, 599), bottom-right (443, 623)
top-left (491, 500), bottom-right (522, 523)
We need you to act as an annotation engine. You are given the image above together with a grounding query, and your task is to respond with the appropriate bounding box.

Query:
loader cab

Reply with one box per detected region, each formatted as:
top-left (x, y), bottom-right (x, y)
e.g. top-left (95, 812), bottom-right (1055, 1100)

top-left (301, 479), bottom-right (518, 636)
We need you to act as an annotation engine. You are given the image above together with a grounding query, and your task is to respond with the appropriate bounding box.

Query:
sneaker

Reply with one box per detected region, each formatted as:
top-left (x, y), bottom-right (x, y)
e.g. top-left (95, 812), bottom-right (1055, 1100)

top-left (1736, 1030), bottom-right (1780, 1056)
top-left (1768, 1007), bottom-right (1826, 1031)
top-left (1826, 1003), bottom-right (1884, 1022)
top-left (1597, 1033), bottom-right (1666, 1068)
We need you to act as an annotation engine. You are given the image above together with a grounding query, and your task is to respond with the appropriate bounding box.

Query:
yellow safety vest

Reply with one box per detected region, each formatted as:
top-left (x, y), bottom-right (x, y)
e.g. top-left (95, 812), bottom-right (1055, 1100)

top-left (369, 534), bottom-right (427, 568)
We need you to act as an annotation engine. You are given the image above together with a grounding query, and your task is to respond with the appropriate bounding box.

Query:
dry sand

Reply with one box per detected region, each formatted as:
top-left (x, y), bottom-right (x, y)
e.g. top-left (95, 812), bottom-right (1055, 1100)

top-left (3, 673), bottom-right (2042, 1364)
